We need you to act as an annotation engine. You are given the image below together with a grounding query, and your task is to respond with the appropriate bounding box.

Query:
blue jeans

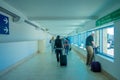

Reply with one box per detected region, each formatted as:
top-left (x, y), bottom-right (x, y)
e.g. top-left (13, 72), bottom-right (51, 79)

top-left (65, 46), bottom-right (69, 55)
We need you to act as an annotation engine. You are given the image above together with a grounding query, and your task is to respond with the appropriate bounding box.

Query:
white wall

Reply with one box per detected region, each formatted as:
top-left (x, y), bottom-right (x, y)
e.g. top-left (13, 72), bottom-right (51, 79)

top-left (69, 20), bottom-right (96, 35)
top-left (98, 2), bottom-right (120, 19)
top-left (0, 1), bottom-right (49, 73)
top-left (0, 20), bottom-right (46, 42)
top-left (114, 20), bottom-right (120, 79)
top-left (0, 1), bottom-right (46, 42)
top-left (0, 41), bottom-right (37, 72)
top-left (79, 20), bottom-right (96, 32)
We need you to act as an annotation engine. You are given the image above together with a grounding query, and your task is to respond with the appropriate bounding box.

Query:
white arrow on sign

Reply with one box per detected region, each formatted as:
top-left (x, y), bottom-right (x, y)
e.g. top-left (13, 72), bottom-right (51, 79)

top-left (4, 27), bottom-right (9, 33)
top-left (3, 18), bottom-right (8, 24)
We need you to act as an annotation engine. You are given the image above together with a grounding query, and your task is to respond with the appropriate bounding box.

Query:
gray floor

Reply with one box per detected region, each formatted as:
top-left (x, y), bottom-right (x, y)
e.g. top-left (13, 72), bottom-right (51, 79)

top-left (0, 50), bottom-right (109, 80)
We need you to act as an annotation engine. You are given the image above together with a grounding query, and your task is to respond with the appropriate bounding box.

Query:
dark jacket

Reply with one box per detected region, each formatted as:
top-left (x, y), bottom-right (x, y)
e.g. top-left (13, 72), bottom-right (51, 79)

top-left (85, 35), bottom-right (94, 46)
top-left (54, 38), bottom-right (63, 48)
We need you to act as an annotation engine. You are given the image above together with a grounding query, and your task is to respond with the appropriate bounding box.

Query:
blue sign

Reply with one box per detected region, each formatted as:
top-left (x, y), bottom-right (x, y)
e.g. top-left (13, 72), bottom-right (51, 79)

top-left (0, 13), bottom-right (9, 34)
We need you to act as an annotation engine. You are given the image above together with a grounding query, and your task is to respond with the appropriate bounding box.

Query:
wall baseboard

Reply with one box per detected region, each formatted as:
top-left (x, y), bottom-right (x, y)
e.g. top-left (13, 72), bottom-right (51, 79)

top-left (72, 45), bottom-right (86, 63)
top-left (102, 70), bottom-right (117, 80)
top-left (0, 52), bottom-right (38, 77)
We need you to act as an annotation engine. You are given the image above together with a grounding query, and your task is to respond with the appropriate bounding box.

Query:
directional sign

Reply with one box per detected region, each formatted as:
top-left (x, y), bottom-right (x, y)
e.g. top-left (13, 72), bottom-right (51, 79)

top-left (96, 8), bottom-right (120, 26)
top-left (0, 13), bottom-right (9, 34)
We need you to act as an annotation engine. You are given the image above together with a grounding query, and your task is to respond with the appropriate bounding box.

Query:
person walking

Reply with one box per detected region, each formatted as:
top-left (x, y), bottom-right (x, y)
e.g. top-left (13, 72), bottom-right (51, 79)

top-left (85, 32), bottom-right (95, 65)
top-left (49, 36), bottom-right (55, 53)
top-left (64, 38), bottom-right (70, 55)
top-left (54, 35), bottom-right (63, 62)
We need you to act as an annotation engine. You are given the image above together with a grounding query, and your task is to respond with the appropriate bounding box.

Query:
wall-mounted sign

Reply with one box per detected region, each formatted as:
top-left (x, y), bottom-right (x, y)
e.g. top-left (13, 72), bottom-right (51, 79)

top-left (0, 13), bottom-right (9, 35)
top-left (96, 8), bottom-right (120, 26)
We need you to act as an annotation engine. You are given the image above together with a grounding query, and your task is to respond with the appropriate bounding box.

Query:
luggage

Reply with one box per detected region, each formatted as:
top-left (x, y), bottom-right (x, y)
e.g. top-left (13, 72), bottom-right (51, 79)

top-left (60, 54), bottom-right (67, 66)
top-left (91, 61), bottom-right (101, 72)
top-left (91, 47), bottom-right (101, 72)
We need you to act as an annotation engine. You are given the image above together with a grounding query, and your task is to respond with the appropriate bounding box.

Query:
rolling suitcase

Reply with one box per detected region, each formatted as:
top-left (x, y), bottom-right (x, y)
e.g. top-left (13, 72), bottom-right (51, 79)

top-left (91, 61), bottom-right (101, 72)
top-left (91, 47), bottom-right (101, 72)
top-left (60, 55), bottom-right (67, 66)
top-left (60, 53), bottom-right (67, 66)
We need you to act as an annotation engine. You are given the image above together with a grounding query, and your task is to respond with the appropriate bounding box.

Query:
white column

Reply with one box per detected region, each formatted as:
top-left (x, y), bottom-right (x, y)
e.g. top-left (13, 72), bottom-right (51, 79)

top-left (38, 40), bottom-right (46, 53)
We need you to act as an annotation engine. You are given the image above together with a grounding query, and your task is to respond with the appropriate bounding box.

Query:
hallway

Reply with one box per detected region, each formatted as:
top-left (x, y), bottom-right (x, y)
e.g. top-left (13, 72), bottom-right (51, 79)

top-left (0, 50), bottom-right (109, 80)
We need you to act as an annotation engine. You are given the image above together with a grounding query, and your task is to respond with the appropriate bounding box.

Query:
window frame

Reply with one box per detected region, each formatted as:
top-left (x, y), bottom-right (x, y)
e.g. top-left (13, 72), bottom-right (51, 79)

top-left (99, 25), bottom-right (114, 59)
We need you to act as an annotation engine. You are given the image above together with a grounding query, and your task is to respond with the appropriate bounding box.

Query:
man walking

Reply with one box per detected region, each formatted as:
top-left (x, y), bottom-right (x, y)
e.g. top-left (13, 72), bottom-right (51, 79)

top-left (54, 35), bottom-right (63, 62)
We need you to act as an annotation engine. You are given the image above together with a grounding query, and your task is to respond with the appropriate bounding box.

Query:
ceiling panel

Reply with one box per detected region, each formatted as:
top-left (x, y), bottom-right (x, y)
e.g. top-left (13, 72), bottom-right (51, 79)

top-left (3, 0), bottom-right (117, 36)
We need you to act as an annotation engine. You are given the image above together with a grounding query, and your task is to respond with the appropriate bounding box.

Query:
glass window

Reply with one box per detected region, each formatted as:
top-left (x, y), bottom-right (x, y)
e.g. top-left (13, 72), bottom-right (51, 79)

top-left (70, 36), bottom-right (74, 44)
top-left (73, 36), bottom-right (75, 44)
top-left (73, 36), bottom-right (76, 44)
top-left (80, 33), bottom-right (86, 49)
top-left (70, 24), bottom-right (114, 59)
top-left (78, 34), bottom-right (81, 46)
top-left (74, 35), bottom-right (78, 45)
top-left (76, 35), bottom-right (79, 45)
top-left (102, 27), bottom-right (114, 57)
top-left (85, 25), bottom-right (114, 59)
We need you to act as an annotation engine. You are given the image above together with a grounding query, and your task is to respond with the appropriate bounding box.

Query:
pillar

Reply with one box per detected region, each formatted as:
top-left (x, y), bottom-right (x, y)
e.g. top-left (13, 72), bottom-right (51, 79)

top-left (38, 39), bottom-right (46, 53)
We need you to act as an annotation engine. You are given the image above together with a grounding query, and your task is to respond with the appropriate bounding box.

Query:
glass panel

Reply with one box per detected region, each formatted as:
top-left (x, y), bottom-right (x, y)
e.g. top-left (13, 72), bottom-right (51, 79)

top-left (103, 27), bottom-right (114, 57)
top-left (73, 36), bottom-right (75, 44)
top-left (78, 34), bottom-right (81, 46)
top-left (80, 33), bottom-right (86, 49)
top-left (74, 35), bottom-right (78, 44)
top-left (76, 35), bottom-right (79, 45)
top-left (70, 36), bottom-right (74, 44)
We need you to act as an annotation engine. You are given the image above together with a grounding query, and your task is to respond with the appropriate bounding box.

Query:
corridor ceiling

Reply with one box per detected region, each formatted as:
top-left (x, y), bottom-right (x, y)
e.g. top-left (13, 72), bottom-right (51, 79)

top-left (3, 0), bottom-right (119, 36)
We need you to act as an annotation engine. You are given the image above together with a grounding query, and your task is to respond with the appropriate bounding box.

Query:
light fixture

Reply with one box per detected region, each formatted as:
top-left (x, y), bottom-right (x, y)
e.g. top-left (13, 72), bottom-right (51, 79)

top-left (24, 20), bottom-right (39, 28)
top-left (0, 6), bottom-right (20, 22)
top-left (24, 20), bottom-right (46, 31)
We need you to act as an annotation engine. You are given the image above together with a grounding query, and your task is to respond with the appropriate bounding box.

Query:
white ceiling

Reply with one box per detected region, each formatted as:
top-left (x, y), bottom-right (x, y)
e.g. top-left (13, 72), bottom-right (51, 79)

top-left (3, 0), bottom-right (119, 36)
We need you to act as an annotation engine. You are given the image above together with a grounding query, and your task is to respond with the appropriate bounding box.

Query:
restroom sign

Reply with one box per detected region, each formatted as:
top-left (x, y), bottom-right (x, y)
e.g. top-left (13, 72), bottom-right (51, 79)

top-left (0, 13), bottom-right (9, 34)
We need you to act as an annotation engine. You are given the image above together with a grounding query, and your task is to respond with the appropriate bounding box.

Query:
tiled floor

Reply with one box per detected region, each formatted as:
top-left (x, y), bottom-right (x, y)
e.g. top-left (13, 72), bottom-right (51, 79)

top-left (0, 50), bottom-right (109, 80)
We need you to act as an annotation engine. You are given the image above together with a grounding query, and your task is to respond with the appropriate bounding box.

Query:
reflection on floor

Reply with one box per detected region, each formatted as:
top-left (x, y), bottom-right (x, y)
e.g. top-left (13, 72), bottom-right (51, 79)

top-left (0, 50), bottom-right (109, 80)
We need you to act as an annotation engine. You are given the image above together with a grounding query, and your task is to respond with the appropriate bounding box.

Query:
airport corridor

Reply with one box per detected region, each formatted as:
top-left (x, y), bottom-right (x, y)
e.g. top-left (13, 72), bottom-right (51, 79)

top-left (0, 49), bottom-right (110, 80)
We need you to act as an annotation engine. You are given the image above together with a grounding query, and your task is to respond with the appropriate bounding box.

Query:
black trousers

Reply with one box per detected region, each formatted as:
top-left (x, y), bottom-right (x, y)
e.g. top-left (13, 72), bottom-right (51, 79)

top-left (55, 49), bottom-right (62, 62)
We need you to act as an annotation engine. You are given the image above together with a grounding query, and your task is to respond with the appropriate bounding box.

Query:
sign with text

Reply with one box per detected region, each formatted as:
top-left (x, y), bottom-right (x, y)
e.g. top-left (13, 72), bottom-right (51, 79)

top-left (0, 13), bottom-right (9, 35)
top-left (96, 8), bottom-right (120, 26)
